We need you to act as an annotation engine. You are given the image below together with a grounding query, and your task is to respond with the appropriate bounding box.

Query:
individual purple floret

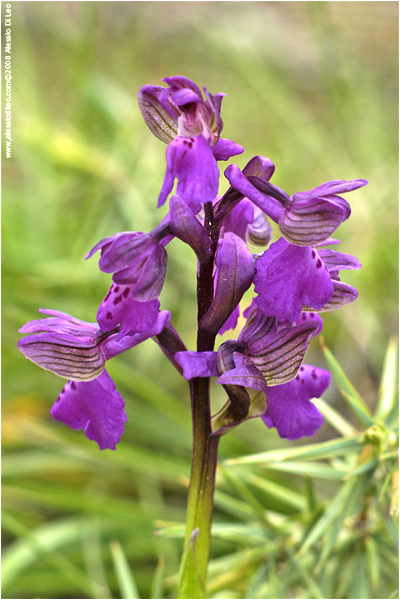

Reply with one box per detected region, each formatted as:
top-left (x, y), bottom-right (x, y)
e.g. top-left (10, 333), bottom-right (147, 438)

top-left (86, 231), bottom-right (167, 302)
top-left (175, 306), bottom-right (327, 440)
top-left (225, 163), bottom-right (368, 246)
top-left (253, 238), bottom-right (361, 322)
top-left (18, 309), bottom-right (170, 449)
top-left (138, 76), bottom-right (244, 211)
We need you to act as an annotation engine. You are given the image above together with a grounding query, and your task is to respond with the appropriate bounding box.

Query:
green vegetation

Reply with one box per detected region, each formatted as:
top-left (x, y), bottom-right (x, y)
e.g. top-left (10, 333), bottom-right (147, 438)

top-left (2, 3), bottom-right (398, 598)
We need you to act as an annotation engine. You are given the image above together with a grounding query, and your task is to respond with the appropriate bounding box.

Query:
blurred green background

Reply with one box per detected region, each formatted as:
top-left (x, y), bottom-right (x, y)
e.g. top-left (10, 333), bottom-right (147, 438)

top-left (2, 2), bottom-right (398, 599)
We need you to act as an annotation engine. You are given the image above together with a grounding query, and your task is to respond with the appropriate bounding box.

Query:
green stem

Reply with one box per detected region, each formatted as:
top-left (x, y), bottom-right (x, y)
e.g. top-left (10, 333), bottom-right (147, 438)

top-left (179, 377), bottom-right (220, 598)
top-left (195, 434), bottom-right (220, 580)
top-left (184, 377), bottom-right (212, 545)
top-left (178, 201), bottom-right (220, 598)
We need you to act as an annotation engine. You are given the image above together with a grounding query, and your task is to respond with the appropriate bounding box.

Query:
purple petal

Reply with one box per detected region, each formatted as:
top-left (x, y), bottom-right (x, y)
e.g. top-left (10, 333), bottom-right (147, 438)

top-left (199, 232), bottom-right (255, 336)
top-left (242, 156), bottom-right (276, 181)
top-left (97, 283), bottom-right (160, 339)
top-left (169, 195), bottom-right (213, 262)
top-left (217, 364), bottom-right (268, 395)
top-left (171, 88), bottom-right (202, 106)
top-left (279, 195), bottom-right (351, 246)
top-left (102, 310), bottom-right (171, 360)
top-left (137, 85), bottom-right (179, 144)
top-left (293, 311), bottom-right (324, 336)
top-left (212, 138), bottom-right (244, 161)
top-left (174, 351), bottom-right (219, 380)
top-left (19, 309), bottom-right (98, 336)
top-left (317, 248), bottom-right (362, 272)
top-left (51, 370), bottom-right (127, 450)
top-left (224, 164), bottom-right (284, 222)
top-left (239, 309), bottom-right (323, 385)
top-left (254, 238), bottom-right (333, 322)
top-left (293, 179), bottom-right (368, 202)
top-left (314, 280), bottom-right (358, 312)
top-left (18, 312), bottom-right (106, 382)
top-left (246, 207), bottom-right (272, 247)
top-left (218, 305), bottom-right (240, 336)
top-left (220, 198), bottom-right (254, 241)
top-left (158, 135), bottom-right (219, 209)
top-left (162, 76), bottom-right (203, 100)
top-left (203, 88), bottom-right (225, 137)
top-left (262, 365), bottom-right (330, 440)
top-left (87, 232), bottom-right (167, 301)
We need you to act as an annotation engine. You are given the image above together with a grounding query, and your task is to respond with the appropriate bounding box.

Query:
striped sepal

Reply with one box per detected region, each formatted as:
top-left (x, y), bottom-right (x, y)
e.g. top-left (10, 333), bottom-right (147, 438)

top-left (244, 316), bottom-right (320, 386)
top-left (246, 209), bottom-right (272, 246)
top-left (304, 280), bottom-right (358, 312)
top-left (137, 85), bottom-right (179, 144)
top-left (279, 196), bottom-right (351, 246)
top-left (18, 336), bottom-right (106, 381)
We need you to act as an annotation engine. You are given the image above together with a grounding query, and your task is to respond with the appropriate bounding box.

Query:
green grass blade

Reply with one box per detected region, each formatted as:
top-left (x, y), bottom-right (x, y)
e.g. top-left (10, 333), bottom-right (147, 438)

top-left (313, 398), bottom-right (357, 436)
top-left (150, 557), bottom-right (165, 600)
top-left (376, 337), bottom-right (399, 420)
top-left (257, 460), bottom-right (348, 480)
top-left (2, 511), bottom-right (99, 597)
top-left (321, 343), bottom-right (374, 428)
top-left (110, 540), bottom-right (140, 599)
top-left (287, 548), bottom-right (326, 599)
top-left (297, 472), bottom-right (371, 559)
top-left (246, 473), bottom-right (305, 511)
top-left (225, 435), bottom-right (362, 465)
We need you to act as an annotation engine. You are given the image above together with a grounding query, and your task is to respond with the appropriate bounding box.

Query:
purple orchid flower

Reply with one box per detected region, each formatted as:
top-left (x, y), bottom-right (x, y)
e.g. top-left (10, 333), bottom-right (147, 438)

top-left (225, 163), bottom-right (368, 246)
top-left (175, 305), bottom-right (326, 440)
top-left (138, 76), bottom-right (244, 211)
top-left (176, 308), bottom-right (322, 386)
top-left (18, 74), bottom-right (365, 459)
top-left (253, 237), bottom-right (361, 322)
top-left (18, 308), bottom-right (170, 449)
top-left (86, 231), bottom-right (167, 302)
top-left (217, 361), bottom-right (329, 440)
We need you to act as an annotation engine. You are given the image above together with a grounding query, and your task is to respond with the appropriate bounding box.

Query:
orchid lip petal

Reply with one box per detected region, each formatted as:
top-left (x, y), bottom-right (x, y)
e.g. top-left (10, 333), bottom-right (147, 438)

top-left (262, 365), bottom-right (329, 440)
top-left (51, 370), bottom-right (127, 450)
top-left (158, 134), bottom-right (219, 210)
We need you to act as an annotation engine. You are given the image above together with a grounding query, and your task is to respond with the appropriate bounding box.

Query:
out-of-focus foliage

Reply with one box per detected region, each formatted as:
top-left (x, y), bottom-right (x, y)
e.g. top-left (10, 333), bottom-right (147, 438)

top-left (2, 2), bottom-right (398, 599)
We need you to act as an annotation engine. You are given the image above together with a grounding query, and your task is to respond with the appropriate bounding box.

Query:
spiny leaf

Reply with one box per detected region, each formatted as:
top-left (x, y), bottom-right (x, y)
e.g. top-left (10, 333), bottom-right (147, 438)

top-left (321, 342), bottom-right (374, 428)
top-left (246, 473), bottom-right (305, 511)
top-left (225, 435), bottom-right (362, 465)
top-left (297, 472), bottom-right (372, 559)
